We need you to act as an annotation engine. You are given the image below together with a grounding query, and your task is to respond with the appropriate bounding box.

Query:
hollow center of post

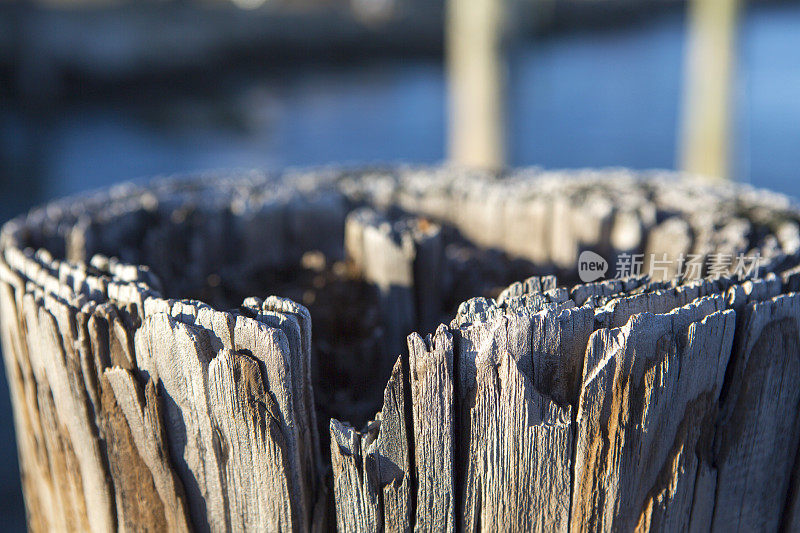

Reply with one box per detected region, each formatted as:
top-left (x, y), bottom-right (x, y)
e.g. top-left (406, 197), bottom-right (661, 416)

top-left (170, 208), bottom-right (552, 456)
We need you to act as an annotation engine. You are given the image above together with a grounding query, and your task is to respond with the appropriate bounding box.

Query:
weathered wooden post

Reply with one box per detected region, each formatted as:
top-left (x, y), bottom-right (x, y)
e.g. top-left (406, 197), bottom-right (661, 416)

top-left (447, 0), bottom-right (506, 168)
top-left (2, 168), bottom-right (800, 531)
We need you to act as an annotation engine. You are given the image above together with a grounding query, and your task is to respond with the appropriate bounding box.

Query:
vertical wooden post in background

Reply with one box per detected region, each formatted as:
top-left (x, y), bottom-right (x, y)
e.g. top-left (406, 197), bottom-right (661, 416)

top-left (447, 0), bottom-right (506, 168)
top-left (679, 0), bottom-right (741, 180)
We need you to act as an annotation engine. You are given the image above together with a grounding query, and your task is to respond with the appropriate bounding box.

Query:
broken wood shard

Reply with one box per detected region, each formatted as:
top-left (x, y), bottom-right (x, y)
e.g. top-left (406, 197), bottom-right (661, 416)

top-left (2, 168), bottom-right (800, 532)
top-left (571, 299), bottom-right (736, 532)
top-left (408, 326), bottom-right (456, 532)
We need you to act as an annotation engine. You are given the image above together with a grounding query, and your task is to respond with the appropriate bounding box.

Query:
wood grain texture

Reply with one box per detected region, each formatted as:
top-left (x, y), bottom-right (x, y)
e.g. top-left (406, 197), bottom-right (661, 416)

top-left (329, 356), bottom-right (412, 533)
top-left (408, 326), bottom-right (456, 532)
top-left (571, 298), bottom-right (736, 532)
top-left (2, 168), bottom-right (800, 532)
top-left (712, 293), bottom-right (800, 532)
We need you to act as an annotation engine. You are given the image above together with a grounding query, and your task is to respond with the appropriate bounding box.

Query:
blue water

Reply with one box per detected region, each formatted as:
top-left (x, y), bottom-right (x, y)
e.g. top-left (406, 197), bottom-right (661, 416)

top-left (0, 4), bottom-right (798, 529)
top-left (31, 5), bottom-right (799, 203)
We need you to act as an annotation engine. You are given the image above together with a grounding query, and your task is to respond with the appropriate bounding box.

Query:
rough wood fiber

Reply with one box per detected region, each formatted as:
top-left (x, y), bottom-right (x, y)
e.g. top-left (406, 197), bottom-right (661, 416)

top-left (712, 293), bottom-right (800, 532)
top-left (329, 357), bottom-right (412, 533)
top-left (408, 326), bottom-right (456, 532)
top-left (462, 343), bottom-right (573, 532)
top-left (330, 418), bottom-right (380, 532)
top-left (2, 168), bottom-right (800, 532)
top-left (345, 207), bottom-right (444, 358)
top-left (571, 298), bottom-right (736, 532)
top-left (373, 359), bottom-right (413, 533)
top-left (100, 368), bottom-right (191, 533)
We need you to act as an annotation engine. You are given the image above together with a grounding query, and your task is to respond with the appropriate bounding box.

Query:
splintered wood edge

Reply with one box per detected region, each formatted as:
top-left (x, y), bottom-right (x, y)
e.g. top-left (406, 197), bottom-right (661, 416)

top-left (2, 167), bottom-right (800, 532)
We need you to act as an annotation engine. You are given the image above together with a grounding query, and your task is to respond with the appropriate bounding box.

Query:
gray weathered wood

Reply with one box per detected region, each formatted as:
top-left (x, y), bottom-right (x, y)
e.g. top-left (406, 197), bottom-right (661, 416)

top-left (2, 168), bottom-right (800, 533)
top-left (571, 298), bottom-right (736, 532)
top-left (712, 292), bottom-right (800, 532)
top-left (329, 356), bottom-right (412, 533)
top-left (408, 326), bottom-right (456, 532)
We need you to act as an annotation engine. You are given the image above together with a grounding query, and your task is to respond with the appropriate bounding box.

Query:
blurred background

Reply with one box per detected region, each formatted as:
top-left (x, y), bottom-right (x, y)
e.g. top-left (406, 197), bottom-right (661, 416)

top-left (0, 0), bottom-right (799, 528)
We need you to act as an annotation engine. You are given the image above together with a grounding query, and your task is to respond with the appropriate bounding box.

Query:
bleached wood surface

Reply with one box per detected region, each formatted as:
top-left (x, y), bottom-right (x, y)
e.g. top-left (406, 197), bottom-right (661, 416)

top-left (2, 168), bottom-right (800, 532)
